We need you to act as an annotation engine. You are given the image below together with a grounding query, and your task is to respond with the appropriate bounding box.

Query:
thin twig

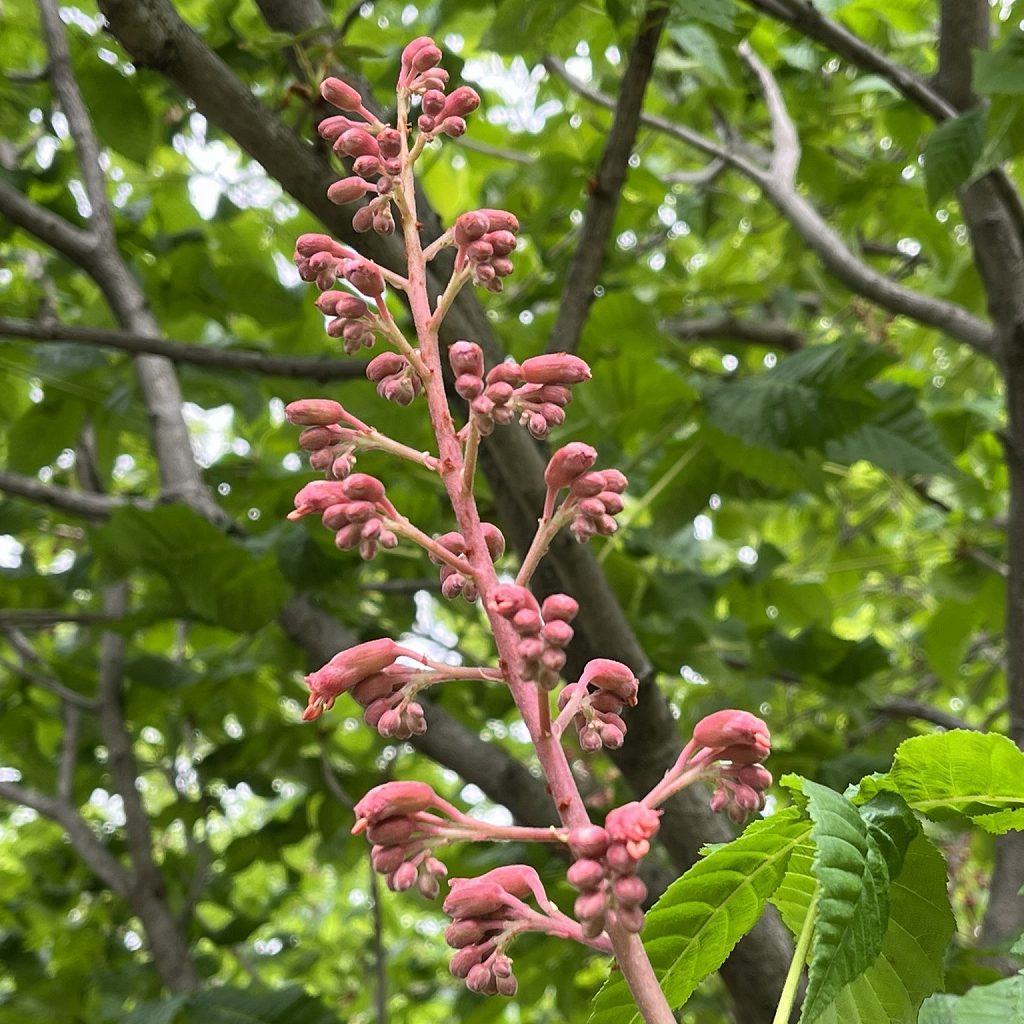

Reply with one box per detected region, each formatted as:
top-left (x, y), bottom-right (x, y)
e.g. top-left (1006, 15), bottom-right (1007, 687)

top-left (0, 316), bottom-right (365, 380)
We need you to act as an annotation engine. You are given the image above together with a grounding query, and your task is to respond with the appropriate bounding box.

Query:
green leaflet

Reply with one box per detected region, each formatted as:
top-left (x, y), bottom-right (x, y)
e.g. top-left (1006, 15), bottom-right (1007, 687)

top-left (123, 986), bottom-right (341, 1024)
top-left (921, 974), bottom-right (1024, 1024)
top-left (796, 782), bottom-right (912, 1023)
top-left (853, 731), bottom-right (1024, 832)
top-left (587, 808), bottom-right (810, 1024)
top-left (922, 108), bottom-right (987, 206)
top-left (775, 834), bottom-right (954, 1024)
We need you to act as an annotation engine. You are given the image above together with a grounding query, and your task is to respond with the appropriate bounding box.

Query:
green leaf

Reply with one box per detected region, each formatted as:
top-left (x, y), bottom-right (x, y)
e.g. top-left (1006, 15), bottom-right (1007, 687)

top-left (587, 808), bottom-right (810, 1024)
top-left (853, 731), bottom-right (1024, 832)
top-left (669, 24), bottom-right (733, 85)
top-left (818, 835), bottom-right (954, 1024)
top-left (74, 49), bottom-right (154, 166)
top-left (974, 31), bottom-right (1024, 96)
top-left (92, 505), bottom-right (289, 632)
top-left (825, 384), bottom-right (958, 477)
top-left (703, 341), bottom-right (891, 452)
top-left (920, 971), bottom-right (1024, 1022)
top-left (798, 780), bottom-right (895, 1023)
top-left (670, 0), bottom-right (736, 31)
top-left (923, 108), bottom-right (986, 206)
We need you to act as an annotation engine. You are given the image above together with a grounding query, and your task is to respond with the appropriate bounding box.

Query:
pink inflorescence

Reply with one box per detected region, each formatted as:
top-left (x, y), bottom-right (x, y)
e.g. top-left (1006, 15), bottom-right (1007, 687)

top-left (567, 803), bottom-right (661, 938)
top-left (453, 209), bottom-right (519, 291)
top-left (453, 345), bottom-right (592, 438)
top-left (490, 586), bottom-right (579, 690)
top-left (430, 523), bottom-right (505, 602)
top-left (287, 472), bottom-right (398, 561)
top-left (352, 781), bottom-right (450, 896)
top-left (558, 658), bottom-right (639, 751)
top-left (694, 710), bottom-right (773, 823)
top-left (443, 865), bottom-right (558, 997)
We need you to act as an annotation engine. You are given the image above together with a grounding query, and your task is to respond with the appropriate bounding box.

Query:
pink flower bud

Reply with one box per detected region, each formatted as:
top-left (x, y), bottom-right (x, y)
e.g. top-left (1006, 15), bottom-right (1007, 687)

top-left (570, 472), bottom-right (606, 498)
top-left (521, 353), bottom-right (592, 386)
top-left (480, 208), bottom-right (520, 234)
top-left (545, 442), bottom-right (598, 492)
top-left (487, 361), bottom-right (525, 386)
top-left (366, 352), bottom-right (407, 382)
top-left (375, 127), bottom-right (401, 158)
top-left (710, 786), bottom-right (729, 813)
top-left (421, 89), bottom-right (446, 117)
top-left (443, 86), bottom-right (480, 118)
top-left (616, 906), bottom-right (645, 933)
top-left (341, 473), bottom-right (386, 503)
top-left (540, 594), bottom-right (579, 622)
top-left (306, 638), bottom-right (405, 711)
top-left (495, 973), bottom-right (517, 997)
top-left (600, 468), bottom-right (629, 493)
top-left (454, 211), bottom-right (490, 245)
top-left (365, 814), bottom-right (416, 846)
top-left (285, 398), bottom-right (345, 426)
top-left (541, 619), bottom-right (574, 648)
top-left (613, 875), bottom-right (648, 907)
top-left (579, 659), bottom-right (639, 705)
top-left (371, 844), bottom-right (408, 874)
top-left (341, 257), bottom-right (386, 297)
top-left (449, 340), bottom-right (484, 376)
top-left (295, 232), bottom-right (345, 258)
top-left (327, 176), bottom-right (374, 204)
top-left (512, 608), bottom-right (542, 635)
top-left (321, 77), bottom-right (364, 112)
top-left (692, 710), bottom-right (771, 760)
top-left (354, 780), bottom-right (437, 828)
top-left (735, 764), bottom-right (773, 790)
top-left (338, 128), bottom-right (379, 158)
top-left (477, 523), bottom-right (504, 561)
top-left (598, 721), bottom-right (625, 748)
top-left (568, 824), bottom-right (610, 858)
top-left (567, 858), bottom-right (605, 890)
top-left (449, 941), bottom-right (495, 979)
top-left (456, 373), bottom-right (484, 399)
top-left (316, 291), bottom-right (369, 318)
top-left (409, 38), bottom-right (442, 72)
top-left (440, 116), bottom-right (467, 138)
top-left (298, 425), bottom-right (342, 451)
top-left (318, 114), bottom-right (363, 141)
top-left (442, 881), bottom-right (508, 919)
top-left (490, 584), bottom-right (539, 618)
top-left (574, 890), bottom-right (608, 921)
top-left (605, 802), bottom-right (661, 859)
top-left (390, 861), bottom-right (419, 891)
top-left (289, 479), bottom-right (348, 519)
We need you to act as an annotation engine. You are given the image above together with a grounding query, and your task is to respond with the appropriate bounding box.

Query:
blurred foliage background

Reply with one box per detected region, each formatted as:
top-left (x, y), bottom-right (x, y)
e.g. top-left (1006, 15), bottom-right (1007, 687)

top-left (0, 0), bottom-right (1022, 1021)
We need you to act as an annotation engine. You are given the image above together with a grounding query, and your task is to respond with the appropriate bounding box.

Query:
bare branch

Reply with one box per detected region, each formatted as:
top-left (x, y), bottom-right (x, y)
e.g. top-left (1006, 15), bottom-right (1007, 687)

top-left (545, 1), bottom-right (669, 355)
top-left (0, 179), bottom-right (95, 265)
top-left (0, 645), bottom-right (99, 710)
top-left (0, 609), bottom-right (121, 627)
top-left (664, 157), bottom-right (726, 187)
top-left (0, 316), bottom-right (364, 381)
top-left (57, 705), bottom-right (82, 802)
top-left (740, 0), bottom-right (1024, 242)
top-left (665, 313), bottom-right (804, 351)
top-left (871, 696), bottom-right (977, 732)
top-left (547, 52), bottom-right (997, 357)
top-left (0, 468), bottom-right (148, 518)
top-left (738, 40), bottom-right (800, 185)
top-left (38, 0), bottom-right (114, 244)
top-left (0, 779), bottom-right (132, 898)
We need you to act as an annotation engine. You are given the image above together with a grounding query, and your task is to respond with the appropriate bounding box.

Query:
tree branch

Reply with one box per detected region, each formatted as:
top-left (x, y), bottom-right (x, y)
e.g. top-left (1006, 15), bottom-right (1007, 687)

top-left (0, 179), bottom-right (96, 265)
top-left (545, 1), bottom-right (669, 354)
top-left (0, 609), bottom-right (121, 627)
top-left (0, 468), bottom-right (150, 518)
top-left (0, 779), bottom-right (132, 898)
top-left (665, 313), bottom-right (804, 351)
top-left (0, 316), bottom-right (365, 380)
top-left (546, 50), bottom-right (997, 356)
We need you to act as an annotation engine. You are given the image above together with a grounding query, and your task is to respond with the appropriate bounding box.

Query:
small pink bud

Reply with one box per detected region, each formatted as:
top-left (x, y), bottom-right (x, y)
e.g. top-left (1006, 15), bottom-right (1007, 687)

top-left (354, 780), bottom-right (436, 828)
top-left (570, 471), bottom-right (606, 498)
top-left (442, 881), bottom-right (508, 919)
top-left (568, 825), bottom-right (610, 858)
top-left (376, 127), bottom-right (402, 158)
top-left (365, 814), bottom-right (415, 846)
top-left (735, 764), bottom-right (773, 790)
top-left (490, 584), bottom-right (539, 618)
top-left (449, 941), bottom-right (495, 979)
top-left (443, 86), bottom-right (480, 118)
top-left (338, 128), bottom-right (379, 158)
top-left (512, 608), bottom-right (542, 635)
top-left (574, 890), bottom-right (608, 921)
top-left (541, 594), bottom-right (579, 622)
top-left (692, 710), bottom-right (771, 759)
top-left (289, 479), bottom-right (348, 519)
top-left (449, 340), bottom-right (484, 376)
top-left (366, 351), bottom-right (408, 382)
top-left (600, 468), bottom-right (629, 493)
top-left (298, 425), bottom-right (342, 451)
top-left (371, 844), bottom-right (408, 874)
top-left (422, 89), bottom-right (446, 117)
top-left (541, 619), bottom-right (574, 648)
top-left (481, 208), bottom-right (520, 234)
top-left (605, 802), bottom-right (661, 857)
top-left (295, 233), bottom-right (346, 258)
top-left (487, 361), bottom-right (524, 387)
top-left (481, 522), bottom-right (505, 561)
top-left (454, 211), bottom-right (490, 245)
top-left (390, 861), bottom-right (419, 891)
top-left (440, 116), bottom-right (467, 138)
top-left (341, 473), bottom-right (386, 503)
top-left (616, 906), bottom-right (645, 933)
top-left (321, 77), bottom-right (364, 111)
top-left (285, 398), bottom-right (345, 426)
top-left (521, 353), bottom-right (592, 386)
top-left (710, 787), bottom-right (729, 813)
top-left (456, 373), bottom-right (484, 399)
top-left (545, 442), bottom-right (598, 492)
top-left (613, 876), bottom-right (647, 907)
top-left (567, 859), bottom-right (606, 890)
top-left (579, 659), bottom-right (639, 705)
top-left (327, 176), bottom-right (374, 204)
top-left (341, 258), bottom-right (386, 297)
top-left (465, 964), bottom-right (492, 994)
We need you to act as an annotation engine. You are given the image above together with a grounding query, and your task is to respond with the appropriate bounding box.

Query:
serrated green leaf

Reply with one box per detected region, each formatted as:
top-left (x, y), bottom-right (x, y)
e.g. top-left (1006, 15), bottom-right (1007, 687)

top-left (853, 731), bottom-right (1024, 832)
top-left (588, 808), bottom-right (810, 1024)
top-left (670, 0), bottom-right (736, 31)
top-left (799, 780), bottom-right (893, 1023)
top-left (923, 108), bottom-right (986, 206)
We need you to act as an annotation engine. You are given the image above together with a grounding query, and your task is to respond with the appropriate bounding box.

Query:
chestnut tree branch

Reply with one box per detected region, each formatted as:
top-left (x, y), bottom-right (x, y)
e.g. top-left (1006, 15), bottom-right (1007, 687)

top-left (0, 316), bottom-right (365, 381)
top-left (546, 53), bottom-right (997, 357)
top-left (545, 1), bottom-right (669, 355)
top-left (665, 313), bottom-right (804, 351)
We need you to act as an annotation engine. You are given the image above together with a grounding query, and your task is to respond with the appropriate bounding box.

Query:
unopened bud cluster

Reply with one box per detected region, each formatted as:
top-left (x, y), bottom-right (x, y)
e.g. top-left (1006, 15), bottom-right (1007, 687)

top-left (545, 442), bottom-right (628, 541)
top-left (558, 658), bottom-right (638, 751)
top-left (353, 782), bottom-right (449, 896)
top-left (444, 865), bottom-right (557, 997)
top-left (453, 210), bottom-right (519, 291)
top-left (694, 710), bottom-right (773, 824)
top-left (286, 399), bottom-right (358, 478)
top-left (294, 234), bottom-right (388, 336)
top-left (366, 351), bottom-right (422, 406)
top-left (568, 802), bottom-right (661, 938)
top-left (431, 524), bottom-right (505, 601)
top-left (287, 473), bottom-right (397, 561)
top-left (491, 586), bottom-right (579, 689)
top-left (451, 344), bottom-right (591, 439)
